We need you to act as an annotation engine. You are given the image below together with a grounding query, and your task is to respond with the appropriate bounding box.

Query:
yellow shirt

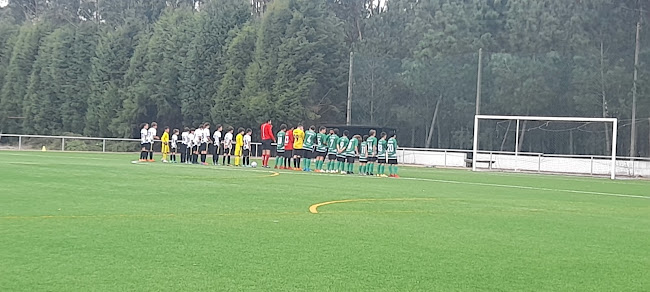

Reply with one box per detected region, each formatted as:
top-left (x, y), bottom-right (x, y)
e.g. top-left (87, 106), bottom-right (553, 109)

top-left (161, 132), bottom-right (169, 144)
top-left (236, 133), bottom-right (244, 148)
top-left (293, 128), bottom-right (305, 149)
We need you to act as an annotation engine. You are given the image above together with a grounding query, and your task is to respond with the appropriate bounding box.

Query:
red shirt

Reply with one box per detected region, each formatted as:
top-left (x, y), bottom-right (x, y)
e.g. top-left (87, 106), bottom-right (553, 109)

top-left (285, 129), bottom-right (294, 150)
top-left (261, 122), bottom-right (275, 141)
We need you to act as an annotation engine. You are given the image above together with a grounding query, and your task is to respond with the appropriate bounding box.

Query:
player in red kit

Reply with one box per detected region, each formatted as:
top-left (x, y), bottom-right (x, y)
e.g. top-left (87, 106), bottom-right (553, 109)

top-left (260, 118), bottom-right (275, 168)
top-left (284, 125), bottom-right (294, 169)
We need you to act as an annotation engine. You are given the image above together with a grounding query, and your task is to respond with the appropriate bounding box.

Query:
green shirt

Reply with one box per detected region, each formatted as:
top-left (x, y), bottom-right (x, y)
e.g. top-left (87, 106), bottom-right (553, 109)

top-left (337, 136), bottom-right (349, 157)
top-left (387, 137), bottom-right (398, 158)
top-left (276, 131), bottom-right (286, 151)
top-left (316, 133), bottom-right (328, 152)
top-left (345, 137), bottom-right (358, 156)
top-left (304, 130), bottom-right (317, 149)
top-left (366, 136), bottom-right (377, 156)
top-left (360, 141), bottom-right (368, 159)
top-left (377, 138), bottom-right (387, 157)
top-left (327, 134), bottom-right (339, 154)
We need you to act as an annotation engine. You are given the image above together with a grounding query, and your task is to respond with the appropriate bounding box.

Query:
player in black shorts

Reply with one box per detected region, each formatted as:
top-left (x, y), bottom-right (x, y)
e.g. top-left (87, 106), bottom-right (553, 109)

top-left (139, 123), bottom-right (150, 162)
top-left (345, 135), bottom-right (360, 174)
top-left (366, 129), bottom-right (378, 175)
top-left (314, 126), bottom-right (328, 172)
top-left (284, 148), bottom-right (293, 159)
top-left (293, 149), bottom-right (305, 161)
top-left (358, 135), bottom-right (369, 175)
top-left (260, 119), bottom-right (274, 168)
top-left (376, 132), bottom-right (388, 177)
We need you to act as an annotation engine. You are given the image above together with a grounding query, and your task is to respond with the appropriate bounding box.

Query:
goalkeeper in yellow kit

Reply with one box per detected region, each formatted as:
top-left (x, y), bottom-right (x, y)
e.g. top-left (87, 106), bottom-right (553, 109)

top-left (161, 127), bottom-right (170, 163)
top-left (234, 127), bottom-right (245, 166)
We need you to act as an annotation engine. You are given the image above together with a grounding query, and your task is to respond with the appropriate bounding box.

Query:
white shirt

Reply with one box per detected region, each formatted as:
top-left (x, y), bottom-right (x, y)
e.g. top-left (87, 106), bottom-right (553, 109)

top-left (140, 129), bottom-right (148, 143)
top-left (193, 131), bottom-right (201, 145)
top-left (201, 128), bottom-right (210, 143)
top-left (213, 131), bottom-right (222, 145)
top-left (171, 134), bottom-right (178, 148)
top-left (181, 131), bottom-right (189, 145)
top-left (195, 128), bottom-right (203, 143)
top-left (224, 132), bottom-right (233, 148)
top-left (147, 128), bottom-right (157, 143)
top-left (187, 133), bottom-right (195, 147)
top-left (243, 134), bottom-right (251, 150)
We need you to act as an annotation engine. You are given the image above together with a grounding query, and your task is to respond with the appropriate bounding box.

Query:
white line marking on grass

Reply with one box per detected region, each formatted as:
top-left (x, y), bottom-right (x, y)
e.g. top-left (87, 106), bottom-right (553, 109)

top-left (196, 166), bottom-right (650, 201)
top-left (3, 162), bottom-right (39, 165)
top-left (476, 170), bottom-right (650, 186)
top-left (226, 166), bottom-right (649, 200)
top-left (399, 177), bottom-right (650, 200)
top-left (250, 168), bottom-right (649, 201)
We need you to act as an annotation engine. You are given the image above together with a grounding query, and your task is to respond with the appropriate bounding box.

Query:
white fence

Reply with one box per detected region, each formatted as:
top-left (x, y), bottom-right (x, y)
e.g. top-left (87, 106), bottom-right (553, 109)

top-left (399, 148), bottom-right (469, 168)
top-left (0, 134), bottom-right (266, 156)
top-left (398, 147), bottom-right (650, 178)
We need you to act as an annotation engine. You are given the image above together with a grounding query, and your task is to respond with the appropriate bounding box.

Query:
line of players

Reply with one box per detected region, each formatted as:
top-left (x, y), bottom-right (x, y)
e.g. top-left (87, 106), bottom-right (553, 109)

top-left (139, 122), bottom-right (252, 166)
top-left (138, 122), bottom-right (399, 177)
top-left (273, 124), bottom-right (399, 177)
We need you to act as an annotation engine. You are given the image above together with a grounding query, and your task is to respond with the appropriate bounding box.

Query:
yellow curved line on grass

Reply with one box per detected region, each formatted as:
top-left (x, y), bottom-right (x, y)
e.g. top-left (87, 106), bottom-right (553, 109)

top-left (309, 198), bottom-right (437, 214)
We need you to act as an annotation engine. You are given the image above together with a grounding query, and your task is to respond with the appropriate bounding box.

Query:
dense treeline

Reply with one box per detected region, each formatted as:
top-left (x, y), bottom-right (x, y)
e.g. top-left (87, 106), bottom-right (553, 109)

top-left (0, 0), bottom-right (649, 156)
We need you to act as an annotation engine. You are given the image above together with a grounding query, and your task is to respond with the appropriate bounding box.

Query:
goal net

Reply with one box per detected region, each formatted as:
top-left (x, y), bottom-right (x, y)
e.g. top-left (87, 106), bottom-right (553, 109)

top-left (472, 115), bottom-right (619, 179)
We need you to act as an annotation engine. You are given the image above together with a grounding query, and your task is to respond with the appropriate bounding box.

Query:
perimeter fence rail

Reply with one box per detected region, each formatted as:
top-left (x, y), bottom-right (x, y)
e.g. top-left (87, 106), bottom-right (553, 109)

top-left (398, 147), bottom-right (650, 178)
top-left (0, 134), bottom-right (266, 157)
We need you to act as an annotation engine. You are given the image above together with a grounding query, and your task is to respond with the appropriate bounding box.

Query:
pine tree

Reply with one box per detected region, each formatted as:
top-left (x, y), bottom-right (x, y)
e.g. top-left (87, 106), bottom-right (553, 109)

top-left (112, 29), bottom-right (153, 138)
top-left (0, 24), bottom-right (48, 133)
top-left (116, 9), bottom-right (196, 136)
top-left (86, 22), bottom-right (142, 137)
top-left (243, 0), bottom-right (346, 126)
top-left (23, 26), bottom-right (77, 134)
top-left (274, 0), bottom-right (347, 124)
top-left (214, 24), bottom-right (257, 126)
top-left (181, 0), bottom-right (250, 127)
top-left (0, 22), bottom-right (18, 99)
top-left (241, 0), bottom-right (293, 125)
top-left (60, 23), bottom-right (97, 134)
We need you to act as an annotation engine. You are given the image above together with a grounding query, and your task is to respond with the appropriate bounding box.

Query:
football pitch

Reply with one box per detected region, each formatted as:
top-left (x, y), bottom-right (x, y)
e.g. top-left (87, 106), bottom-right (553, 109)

top-left (1, 151), bottom-right (649, 291)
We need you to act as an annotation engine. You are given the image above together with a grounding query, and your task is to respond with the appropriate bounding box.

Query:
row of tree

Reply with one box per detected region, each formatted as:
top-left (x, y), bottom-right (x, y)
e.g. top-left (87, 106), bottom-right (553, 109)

top-left (0, 0), bottom-right (649, 156)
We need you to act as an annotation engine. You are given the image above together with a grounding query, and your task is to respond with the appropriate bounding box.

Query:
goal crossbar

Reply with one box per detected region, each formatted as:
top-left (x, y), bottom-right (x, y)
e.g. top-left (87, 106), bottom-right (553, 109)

top-left (472, 115), bottom-right (619, 179)
top-left (475, 115), bottom-right (617, 123)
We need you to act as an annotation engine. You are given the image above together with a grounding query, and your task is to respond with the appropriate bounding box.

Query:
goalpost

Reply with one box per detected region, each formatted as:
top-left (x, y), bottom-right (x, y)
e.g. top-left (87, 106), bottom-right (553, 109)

top-left (472, 115), bottom-right (618, 179)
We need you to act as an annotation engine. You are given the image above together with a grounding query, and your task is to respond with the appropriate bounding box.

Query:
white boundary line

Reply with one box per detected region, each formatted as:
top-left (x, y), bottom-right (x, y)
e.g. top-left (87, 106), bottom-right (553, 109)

top-left (399, 177), bottom-right (650, 200)
top-left (462, 169), bottom-right (650, 186)
top-left (221, 166), bottom-right (650, 201)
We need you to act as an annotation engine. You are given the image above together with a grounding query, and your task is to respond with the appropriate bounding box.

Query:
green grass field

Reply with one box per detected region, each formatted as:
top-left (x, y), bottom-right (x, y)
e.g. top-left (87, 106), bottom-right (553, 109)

top-left (1, 151), bottom-right (649, 291)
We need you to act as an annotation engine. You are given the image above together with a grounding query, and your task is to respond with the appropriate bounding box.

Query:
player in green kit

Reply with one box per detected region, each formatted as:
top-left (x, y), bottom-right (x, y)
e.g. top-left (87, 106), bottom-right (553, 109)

top-left (387, 133), bottom-right (399, 178)
top-left (327, 129), bottom-right (339, 173)
top-left (344, 135), bottom-right (359, 174)
top-left (274, 124), bottom-right (287, 169)
top-left (359, 135), bottom-right (369, 175)
top-left (366, 130), bottom-right (378, 176)
top-left (376, 132), bottom-right (388, 177)
top-left (315, 126), bottom-right (328, 172)
top-left (336, 130), bottom-right (350, 174)
top-left (302, 125), bottom-right (317, 171)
